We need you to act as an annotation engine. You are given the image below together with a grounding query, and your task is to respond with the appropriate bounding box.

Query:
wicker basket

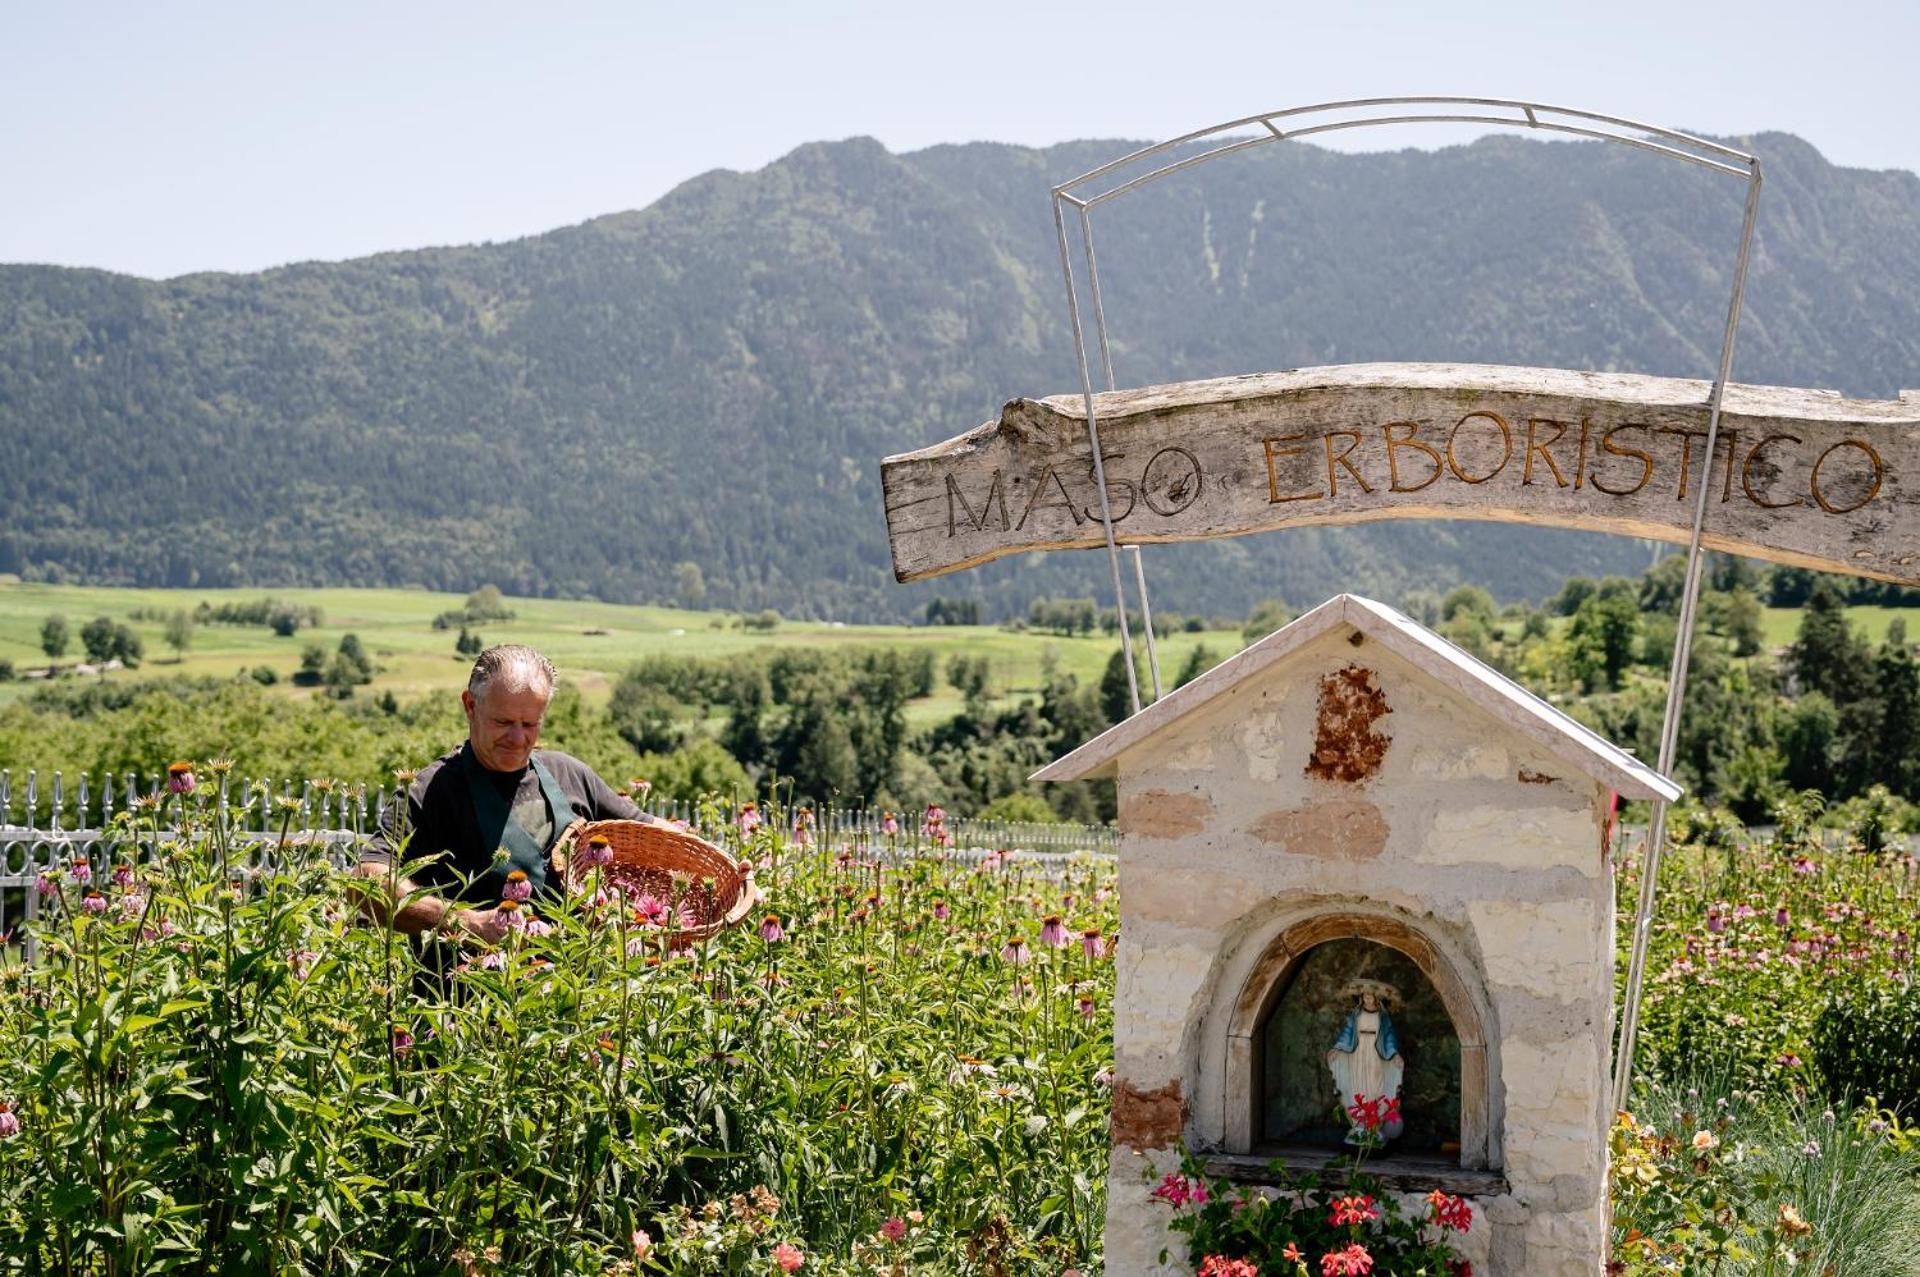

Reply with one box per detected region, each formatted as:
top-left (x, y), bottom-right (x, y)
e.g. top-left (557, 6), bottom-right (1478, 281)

top-left (560, 819), bottom-right (760, 941)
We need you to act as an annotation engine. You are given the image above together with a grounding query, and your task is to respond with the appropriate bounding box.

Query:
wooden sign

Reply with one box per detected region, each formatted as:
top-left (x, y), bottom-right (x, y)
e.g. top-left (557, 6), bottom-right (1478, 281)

top-left (881, 363), bottom-right (1919, 585)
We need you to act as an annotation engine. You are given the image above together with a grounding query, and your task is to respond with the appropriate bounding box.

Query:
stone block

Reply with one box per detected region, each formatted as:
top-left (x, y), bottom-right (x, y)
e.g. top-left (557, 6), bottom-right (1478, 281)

top-left (1469, 899), bottom-right (1601, 999)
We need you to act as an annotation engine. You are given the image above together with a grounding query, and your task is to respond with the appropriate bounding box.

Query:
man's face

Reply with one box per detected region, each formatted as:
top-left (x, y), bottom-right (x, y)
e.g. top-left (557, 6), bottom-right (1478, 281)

top-left (462, 681), bottom-right (552, 772)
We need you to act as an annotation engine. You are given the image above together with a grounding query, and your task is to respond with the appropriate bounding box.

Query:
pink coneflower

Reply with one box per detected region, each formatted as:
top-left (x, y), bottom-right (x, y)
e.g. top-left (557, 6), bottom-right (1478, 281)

top-left (0, 1102), bottom-right (19, 1138)
top-left (291, 949), bottom-right (319, 979)
top-left (112, 863), bottom-right (136, 889)
top-left (69, 861), bottom-right (92, 885)
top-left (1792, 856), bottom-right (1816, 876)
top-left (523, 918), bottom-right (554, 939)
top-left (759, 913), bottom-right (786, 943)
top-left (932, 899), bottom-right (950, 922)
top-left (1038, 915), bottom-right (1068, 948)
top-left (501, 870), bottom-right (533, 903)
top-left (773, 1241), bottom-right (805, 1272)
top-left (1081, 928), bottom-right (1106, 959)
top-left (881, 813), bottom-right (899, 837)
top-left (878, 1216), bottom-right (907, 1242)
top-left (479, 952), bottom-right (506, 971)
top-left (166, 761), bottom-right (196, 795)
top-left (1093, 1067), bottom-right (1114, 1087)
top-left (80, 891), bottom-right (108, 914)
top-left (1706, 909), bottom-right (1727, 934)
top-left (633, 894), bottom-right (669, 927)
top-left (34, 872), bottom-right (57, 898)
top-left (738, 802), bottom-right (762, 835)
top-left (1000, 935), bottom-right (1030, 966)
top-left (119, 894), bottom-right (145, 922)
top-left (496, 898), bottom-right (527, 931)
top-left (1077, 995), bottom-right (1096, 1021)
top-left (1776, 907), bottom-right (1792, 928)
top-left (578, 835), bottom-right (614, 870)
top-left (391, 1029), bottom-right (414, 1056)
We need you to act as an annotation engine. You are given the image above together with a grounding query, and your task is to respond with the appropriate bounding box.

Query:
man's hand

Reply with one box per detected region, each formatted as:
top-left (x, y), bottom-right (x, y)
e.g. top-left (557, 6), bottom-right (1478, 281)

top-left (452, 906), bottom-right (513, 946)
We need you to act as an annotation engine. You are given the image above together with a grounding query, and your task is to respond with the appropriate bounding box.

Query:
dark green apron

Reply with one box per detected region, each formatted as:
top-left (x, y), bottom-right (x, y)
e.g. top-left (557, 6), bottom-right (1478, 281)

top-left (460, 748), bottom-right (574, 901)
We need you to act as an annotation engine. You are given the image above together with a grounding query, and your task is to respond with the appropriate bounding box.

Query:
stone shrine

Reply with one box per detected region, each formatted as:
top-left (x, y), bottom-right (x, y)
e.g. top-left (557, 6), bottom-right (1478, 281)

top-left (1033, 594), bottom-right (1680, 1275)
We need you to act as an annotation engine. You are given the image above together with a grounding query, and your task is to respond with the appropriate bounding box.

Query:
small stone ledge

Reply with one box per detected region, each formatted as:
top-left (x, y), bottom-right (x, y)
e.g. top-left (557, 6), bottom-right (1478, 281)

top-left (1205, 1150), bottom-right (1509, 1198)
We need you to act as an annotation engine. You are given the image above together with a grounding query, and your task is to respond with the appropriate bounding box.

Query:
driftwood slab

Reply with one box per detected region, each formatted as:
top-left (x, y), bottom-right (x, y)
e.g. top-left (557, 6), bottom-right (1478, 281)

top-left (881, 363), bottom-right (1920, 585)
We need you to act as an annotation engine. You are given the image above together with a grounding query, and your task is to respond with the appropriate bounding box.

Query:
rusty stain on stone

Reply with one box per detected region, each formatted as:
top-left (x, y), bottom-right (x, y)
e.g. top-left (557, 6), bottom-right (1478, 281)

top-left (1249, 798), bottom-right (1389, 860)
top-left (1118, 789), bottom-right (1213, 839)
top-left (1305, 662), bottom-right (1391, 783)
top-left (1517, 767), bottom-right (1558, 785)
top-left (1110, 1076), bottom-right (1187, 1151)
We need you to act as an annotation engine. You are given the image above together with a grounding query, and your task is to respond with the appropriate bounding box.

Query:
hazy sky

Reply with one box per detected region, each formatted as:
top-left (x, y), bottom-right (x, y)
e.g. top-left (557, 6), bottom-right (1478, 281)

top-left (5, 1), bottom-right (1915, 279)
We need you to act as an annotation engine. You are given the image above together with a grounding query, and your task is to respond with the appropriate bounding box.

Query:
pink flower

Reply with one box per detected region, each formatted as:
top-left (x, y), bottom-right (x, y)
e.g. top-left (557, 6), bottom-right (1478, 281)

top-left (738, 803), bottom-right (762, 835)
top-left (1000, 935), bottom-right (1029, 966)
top-left (479, 951), bottom-right (506, 971)
top-left (391, 1029), bottom-right (414, 1056)
top-left (34, 873), bottom-right (57, 898)
top-left (631, 1228), bottom-right (653, 1259)
top-left (881, 814), bottom-right (899, 837)
top-left (0, 1102), bottom-right (19, 1138)
top-left (878, 1216), bottom-right (907, 1242)
top-left (1792, 856), bottom-right (1816, 876)
top-left (1329, 1194), bottom-right (1380, 1227)
top-left (1198, 1258), bottom-right (1258, 1277)
top-left (932, 899), bottom-right (950, 922)
top-left (1038, 915), bottom-right (1069, 948)
top-left (291, 949), bottom-right (319, 979)
top-left (80, 891), bottom-right (108, 914)
top-left (501, 870), bottom-right (533, 902)
top-left (112, 863), bottom-right (136, 889)
top-left (759, 914), bottom-right (786, 943)
top-left (633, 894), bottom-right (669, 927)
top-left (1321, 1243), bottom-right (1375, 1276)
top-left (1081, 928), bottom-right (1106, 959)
top-left (773, 1241), bottom-right (805, 1272)
top-left (1706, 910), bottom-right (1727, 934)
top-left (165, 761), bottom-right (196, 795)
top-left (1078, 995), bottom-right (1096, 1020)
top-left (1776, 907), bottom-right (1792, 928)
top-left (578, 836), bottom-right (614, 870)
top-left (1150, 1173), bottom-right (1208, 1208)
top-left (69, 861), bottom-right (92, 885)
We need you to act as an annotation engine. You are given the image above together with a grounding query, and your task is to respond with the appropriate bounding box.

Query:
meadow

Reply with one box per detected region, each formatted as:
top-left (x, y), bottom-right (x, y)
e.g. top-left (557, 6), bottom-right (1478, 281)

top-left (0, 581), bottom-right (1242, 730)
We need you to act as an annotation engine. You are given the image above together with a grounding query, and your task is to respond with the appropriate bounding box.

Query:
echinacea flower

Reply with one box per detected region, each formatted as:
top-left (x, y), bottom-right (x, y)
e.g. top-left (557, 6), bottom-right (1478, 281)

top-left (880, 814), bottom-right (899, 837)
top-left (495, 898), bottom-right (527, 930)
top-left (523, 918), bottom-right (554, 939)
top-left (632, 894), bottom-right (669, 926)
top-left (34, 873), bottom-right (57, 898)
top-left (932, 899), bottom-right (950, 922)
top-left (1000, 935), bottom-right (1029, 966)
top-left (80, 891), bottom-right (108, 915)
top-left (773, 1241), bottom-right (805, 1272)
top-left (1081, 928), bottom-right (1105, 959)
top-left (69, 860), bottom-right (92, 885)
top-left (0, 1102), bottom-right (18, 1138)
top-left (166, 761), bottom-right (196, 795)
top-left (738, 802), bottom-right (762, 835)
top-left (392, 1029), bottom-right (414, 1057)
top-left (112, 863), bottom-right (136, 889)
top-left (1038, 915), bottom-right (1068, 947)
top-left (759, 914), bottom-right (786, 943)
top-left (578, 835), bottom-right (614, 870)
top-left (501, 870), bottom-right (532, 902)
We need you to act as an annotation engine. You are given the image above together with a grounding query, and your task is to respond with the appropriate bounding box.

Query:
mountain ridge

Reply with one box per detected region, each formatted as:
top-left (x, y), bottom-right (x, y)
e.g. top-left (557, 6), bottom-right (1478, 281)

top-left (2, 130), bottom-right (1916, 620)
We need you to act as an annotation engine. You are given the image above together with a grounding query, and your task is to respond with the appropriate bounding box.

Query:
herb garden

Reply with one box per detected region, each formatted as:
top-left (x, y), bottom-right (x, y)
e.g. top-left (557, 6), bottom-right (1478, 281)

top-left (1, 778), bottom-right (1917, 1275)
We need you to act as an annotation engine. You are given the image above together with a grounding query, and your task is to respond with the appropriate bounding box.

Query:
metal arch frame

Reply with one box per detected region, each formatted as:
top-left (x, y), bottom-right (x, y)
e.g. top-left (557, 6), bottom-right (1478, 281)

top-left (1047, 97), bottom-right (1763, 1109)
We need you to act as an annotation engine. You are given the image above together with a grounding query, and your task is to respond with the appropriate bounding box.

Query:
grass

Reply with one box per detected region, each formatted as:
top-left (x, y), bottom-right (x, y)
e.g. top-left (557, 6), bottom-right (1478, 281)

top-left (0, 581), bottom-right (1244, 723)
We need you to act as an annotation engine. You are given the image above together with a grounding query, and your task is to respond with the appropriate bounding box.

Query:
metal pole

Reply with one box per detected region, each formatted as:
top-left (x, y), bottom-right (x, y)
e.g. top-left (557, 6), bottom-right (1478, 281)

top-left (1052, 192), bottom-right (1141, 715)
top-left (1127, 545), bottom-right (1163, 700)
top-left (1612, 160), bottom-right (1763, 1112)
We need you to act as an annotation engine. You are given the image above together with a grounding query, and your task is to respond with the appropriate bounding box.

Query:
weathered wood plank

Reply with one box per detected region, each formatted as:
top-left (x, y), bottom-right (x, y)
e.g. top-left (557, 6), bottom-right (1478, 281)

top-left (880, 363), bottom-right (1920, 585)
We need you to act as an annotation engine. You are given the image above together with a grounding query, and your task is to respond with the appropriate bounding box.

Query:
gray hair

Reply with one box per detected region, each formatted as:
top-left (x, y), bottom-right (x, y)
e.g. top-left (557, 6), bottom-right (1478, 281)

top-left (467, 644), bottom-right (556, 700)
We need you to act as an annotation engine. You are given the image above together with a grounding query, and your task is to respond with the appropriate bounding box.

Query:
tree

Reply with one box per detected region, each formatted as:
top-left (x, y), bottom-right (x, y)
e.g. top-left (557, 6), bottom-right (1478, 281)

top-left (1441, 585), bottom-right (1495, 623)
top-left (40, 613), bottom-right (68, 670)
top-left (674, 562), bottom-right (707, 609)
top-left (1242, 598), bottom-right (1290, 644)
top-left (608, 680), bottom-right (686, 755)
top-left (1548, 577), bottom-right (1596, 617)
top-left (1568, 593), bottom-right (1639, 691)
top-left (1724, 588), bottom-right (1765, 658)
top-left (1780, 692), bottom-right (1839, 795)
top-left (1872, 634), bottom-right (1920, 798)
top-left (1099, 647), bottom-right (1148, 725)
top-left (463, 585), bottom-right (513, 622)
top-left (1637, 554), bottom-right (1689, 615)
top-left (1175, 643), bottom-right (1216, 689)
top-left (164, 610), bottom-right (194, 661)
top-left (455, 626), bottom-right (483, 657)
top-left (111, 623), bottom-right (143, 669)
top-left (337, 633), bottom-right (375, 682)
top-left (80, 616), bottom-right (119, 664)
top-left (1789, 578), bottom-right (1871, 704)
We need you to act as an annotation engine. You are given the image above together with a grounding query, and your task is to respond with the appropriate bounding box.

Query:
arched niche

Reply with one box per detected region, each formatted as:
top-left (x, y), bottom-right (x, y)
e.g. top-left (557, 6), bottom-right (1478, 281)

top-left (1219, 911), bottom-right (1496, 1171)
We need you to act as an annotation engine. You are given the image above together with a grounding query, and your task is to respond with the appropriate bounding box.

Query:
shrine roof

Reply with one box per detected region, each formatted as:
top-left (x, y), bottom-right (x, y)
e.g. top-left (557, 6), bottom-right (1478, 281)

top-left (1030, 593), bottom-right (1681, 802)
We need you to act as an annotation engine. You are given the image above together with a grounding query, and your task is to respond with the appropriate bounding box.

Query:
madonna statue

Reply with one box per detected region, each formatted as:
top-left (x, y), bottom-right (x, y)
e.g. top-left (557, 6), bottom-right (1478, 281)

top-left (1326, 981), bottom-right (1405, 1143)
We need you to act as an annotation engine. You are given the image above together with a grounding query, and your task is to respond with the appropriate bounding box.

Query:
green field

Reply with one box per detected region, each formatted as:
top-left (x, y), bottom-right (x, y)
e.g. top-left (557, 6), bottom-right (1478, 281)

top-left (0, 581), bottom-right (1243, 725)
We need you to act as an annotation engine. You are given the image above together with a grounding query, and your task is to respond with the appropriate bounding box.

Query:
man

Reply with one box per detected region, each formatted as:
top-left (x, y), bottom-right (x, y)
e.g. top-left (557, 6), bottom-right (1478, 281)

top-left (355, 643), bottom-right (651, 944)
